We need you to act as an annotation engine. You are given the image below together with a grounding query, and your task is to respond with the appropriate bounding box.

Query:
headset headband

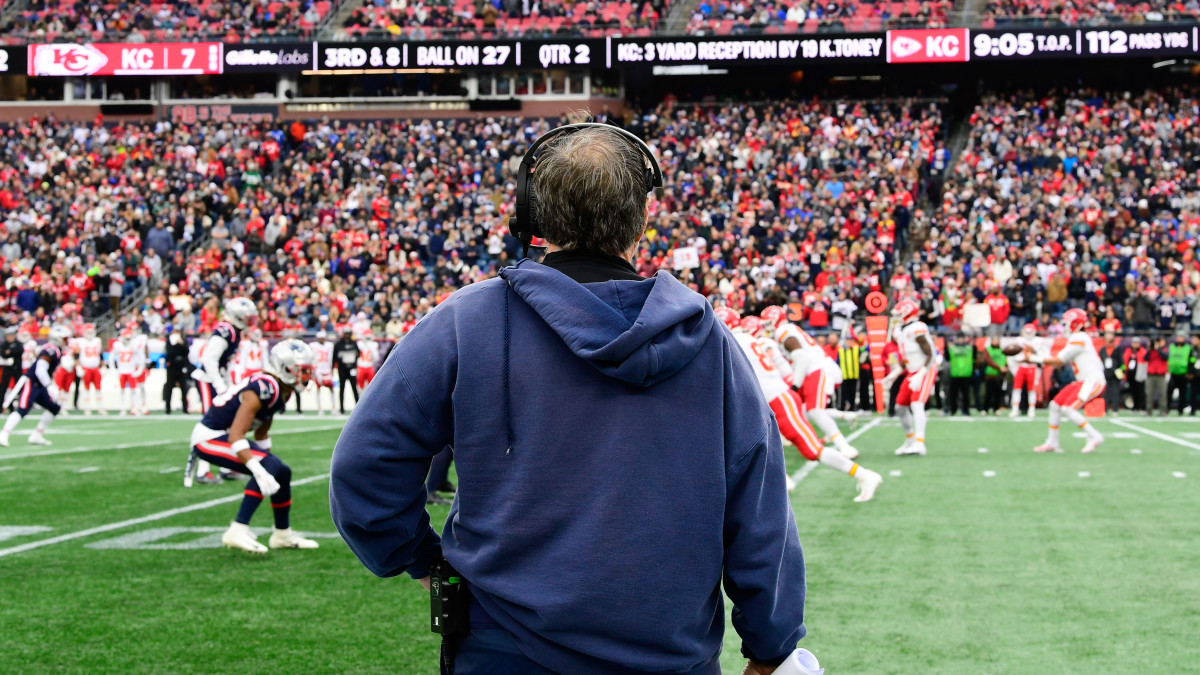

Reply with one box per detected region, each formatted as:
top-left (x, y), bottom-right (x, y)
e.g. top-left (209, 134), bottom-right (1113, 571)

top-left (511, 122), bottom-right (664, 253)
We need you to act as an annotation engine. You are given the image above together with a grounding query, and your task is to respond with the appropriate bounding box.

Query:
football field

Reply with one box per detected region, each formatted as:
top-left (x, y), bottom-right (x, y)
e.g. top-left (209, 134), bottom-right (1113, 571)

top-left (1, 412), bottom-right (1198, 674)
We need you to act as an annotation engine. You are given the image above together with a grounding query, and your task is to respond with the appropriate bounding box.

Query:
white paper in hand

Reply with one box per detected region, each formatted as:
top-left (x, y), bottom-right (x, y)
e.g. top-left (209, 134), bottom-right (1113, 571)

top-left (773, 648), bottom-right (824, 675)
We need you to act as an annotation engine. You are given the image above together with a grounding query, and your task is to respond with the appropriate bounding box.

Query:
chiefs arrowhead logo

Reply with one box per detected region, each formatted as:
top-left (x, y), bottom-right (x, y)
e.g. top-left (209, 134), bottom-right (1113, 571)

top-left (892, 36), bottom-right (922, 59)
top-left (32, 43), bottom-right (108, 76)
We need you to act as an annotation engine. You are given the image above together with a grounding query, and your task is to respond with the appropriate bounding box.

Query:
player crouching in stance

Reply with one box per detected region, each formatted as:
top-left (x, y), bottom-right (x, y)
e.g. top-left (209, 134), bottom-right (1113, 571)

top-left (1029, 308), bottom-right (1105, 454)
top-left (891, 299), bottom-right (936, 456)
top-left (189, 339), bottom-right (319, 553)
top-left (0, 326), bottom-right (72, 447)
top-left (721, 308), bottom-right (882, 502)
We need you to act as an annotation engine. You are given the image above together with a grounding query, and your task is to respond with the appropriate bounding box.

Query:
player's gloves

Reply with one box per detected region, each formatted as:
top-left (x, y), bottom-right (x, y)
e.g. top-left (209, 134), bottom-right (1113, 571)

top-left (244, 456), bottom-right (280, 497)
top-left (907, 368), bottom-right (927, 392)
top-left (48, 384), bottom-right (61, 402)
top-left (212, 379), bottom-right (228, 395)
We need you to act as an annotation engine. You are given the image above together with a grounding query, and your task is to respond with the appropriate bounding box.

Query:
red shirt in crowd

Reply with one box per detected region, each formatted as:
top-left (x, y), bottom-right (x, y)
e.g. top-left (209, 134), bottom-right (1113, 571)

top-left (985, 292), bottom-right (1010, 325)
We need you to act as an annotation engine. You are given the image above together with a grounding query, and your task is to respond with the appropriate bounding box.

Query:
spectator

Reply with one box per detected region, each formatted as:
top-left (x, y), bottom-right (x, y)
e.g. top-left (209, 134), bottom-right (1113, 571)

top-left (145, 222), bottom-right (175, 260)
top-left (1147, 337), bottom-right (1171, 416)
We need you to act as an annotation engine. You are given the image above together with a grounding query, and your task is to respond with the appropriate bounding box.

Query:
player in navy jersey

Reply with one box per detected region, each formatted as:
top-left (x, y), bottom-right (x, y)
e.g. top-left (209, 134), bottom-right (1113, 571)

top-left (187, 296), bottom-right (257, 484)
top-left (188, 338), bottom-right (318, 553)
top-left (0, 326), bottom-right (72, 447)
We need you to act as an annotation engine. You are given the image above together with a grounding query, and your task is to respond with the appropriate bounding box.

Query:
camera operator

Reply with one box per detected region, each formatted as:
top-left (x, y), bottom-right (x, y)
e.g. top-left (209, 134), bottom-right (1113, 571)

top-left (331, 125), bottom-right (807, 675)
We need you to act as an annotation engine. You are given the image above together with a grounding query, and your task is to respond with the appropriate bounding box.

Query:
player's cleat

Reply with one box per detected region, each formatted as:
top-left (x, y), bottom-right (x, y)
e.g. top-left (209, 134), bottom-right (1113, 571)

top-left (1081, 437), bottom-right (1103, 454)
top-left (0, 431), bottom-right (8, 447)
top-left (426, 494), bottom-right (451, 506)
top-left (436, 481), bottom-right (457, 494)
top-left (183, 450), bottom-right (198, 488)
top-left (196, 471), bottom-right (223, 485)
top-left (27, 432), bottom-right (51, 446)
top-left (220, 469), bottom-right (247, 482)
top-left (1033, 443), bottom-right (1061, 453)
top-left (896, 442), bottom-right (927, 456)
top-left (98, 409), bottom-right (108, 416)
top-left (1008, 408), bottom-right (1020, 418)
top-left (269, 528), bottom-right (319, 550)
top-left (84, 410), bottom-right (92, 416)
top-left (894, 439), bottom-right (913, 455)
top-left (853, 469), bottom-right (883, 502)
top-left (1027, 408), bottom-right (1036, 419)
top-left (785, 474), bottom-right (796, 492)
top-left (222, 522), bottom-right (268, 554)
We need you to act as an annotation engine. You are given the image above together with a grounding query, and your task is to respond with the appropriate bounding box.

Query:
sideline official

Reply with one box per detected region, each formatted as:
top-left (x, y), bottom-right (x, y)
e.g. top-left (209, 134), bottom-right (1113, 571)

top-left (331, 125), bottom-right (807, 675)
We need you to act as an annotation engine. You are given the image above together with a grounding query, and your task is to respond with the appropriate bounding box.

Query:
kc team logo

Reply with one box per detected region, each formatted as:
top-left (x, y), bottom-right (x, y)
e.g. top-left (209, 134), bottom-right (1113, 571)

top-left (29, 43), bottom-right (108, 76)
top-left (886, 29), bottom-right (970, 63)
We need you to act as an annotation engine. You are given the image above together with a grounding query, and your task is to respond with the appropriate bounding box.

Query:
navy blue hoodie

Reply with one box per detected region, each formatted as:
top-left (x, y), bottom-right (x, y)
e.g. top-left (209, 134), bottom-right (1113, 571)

top-left (330, 259), bottom-right (806, 673)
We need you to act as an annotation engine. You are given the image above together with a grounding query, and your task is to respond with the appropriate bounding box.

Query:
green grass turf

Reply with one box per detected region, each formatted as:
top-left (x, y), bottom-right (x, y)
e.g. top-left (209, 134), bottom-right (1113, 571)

top-left (1, 414), bottom-right (1198, 673)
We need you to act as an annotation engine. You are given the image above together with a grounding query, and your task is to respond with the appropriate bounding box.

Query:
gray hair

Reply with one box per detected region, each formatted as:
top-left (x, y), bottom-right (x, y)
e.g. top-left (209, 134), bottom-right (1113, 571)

top-left (531, 127), bottom-right (650, 257)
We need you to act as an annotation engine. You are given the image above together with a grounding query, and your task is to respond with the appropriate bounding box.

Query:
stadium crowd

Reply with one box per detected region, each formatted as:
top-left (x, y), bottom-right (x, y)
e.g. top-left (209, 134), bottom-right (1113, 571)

top-left (981, 0), bottom-right (1200, 27)
top-left (685, 0), bottom-right (950, 35)
top-left (0, 98), bottom-right (942, 342)
top-left (336, 0), bottom-right (664, 39)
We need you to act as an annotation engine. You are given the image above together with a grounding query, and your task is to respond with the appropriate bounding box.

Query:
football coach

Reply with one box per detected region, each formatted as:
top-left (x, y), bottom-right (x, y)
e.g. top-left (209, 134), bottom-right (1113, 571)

top-left (330, 123), bottom-right (807, 675)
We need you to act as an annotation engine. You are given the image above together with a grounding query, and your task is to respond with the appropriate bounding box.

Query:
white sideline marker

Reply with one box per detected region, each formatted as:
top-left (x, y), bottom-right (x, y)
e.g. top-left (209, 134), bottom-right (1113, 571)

top-left (158, 467), bottom-right (181, 474)
top-left (1182, 432), bottom-right (1200, 439)
top-left (1111, 432), bottom-right (1138, 439)
top-left (0, 466), bottom-right (13, 472)
top-left (76, 467), bottom-right (99, 474)
top-left (889, 470), bottom-right (902, 477)
top-left (1078, 471), bottom-right (1090, 479)
top-left (1173, 472), bottom-right (1187, 479)
top-left (0, 473), bottom-right (331, 558)
top-left (983, 470), bottom-right (996, 478)
top-left (1130, 449), bottom-right (1143, 455)
top-left (977, 448), bottom-right (988, 453)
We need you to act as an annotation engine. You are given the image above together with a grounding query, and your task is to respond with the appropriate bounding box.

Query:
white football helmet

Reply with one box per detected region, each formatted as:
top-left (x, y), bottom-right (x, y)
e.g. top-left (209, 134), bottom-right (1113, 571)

top-left (83, 323), bottom-right (96, 338)
top-left (223, 297), bottom-right (258, 330)
top-left (265, 338), bottom-right (314, 387)
top-left (48, 325), bottom-right (72, 347)
top-left (248, 327), bottom-right (263, 342)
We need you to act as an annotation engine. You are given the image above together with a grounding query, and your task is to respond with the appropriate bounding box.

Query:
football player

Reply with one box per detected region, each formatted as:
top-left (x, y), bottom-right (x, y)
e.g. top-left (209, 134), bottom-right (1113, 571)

top-left (18, 329), bottom-right (37, 374)
top-left (130, 325), bottom-right (150, 416)
top-left (722, 309), bottom-right (881, 502)
top-left (310, 331), bottom-right (335, 415)
top-left (187, 297), bottom-right (257, 485)
top-left (77, 324), bottom-right (105, 415)
top-left (189, 339), bottom-right (319, 553)
top-left (1029, 308), bottom-right (1105, 454)
top-left (238, 328), bottom-right (268, 380)
top-left (53, 336), bottom-right (79, 413)
top-left (1003, 323), bottom-right (1043, 419)
top-left (761, 306), bottom-right (860, 460)
top-left (356, 329), bottom-right (379, 391)
top-left (111, 330), bottom-right (141, 416)
top-left (0, 326), bottom-right (72, 447)
top-left (892, 299), bottom-right (936, 456)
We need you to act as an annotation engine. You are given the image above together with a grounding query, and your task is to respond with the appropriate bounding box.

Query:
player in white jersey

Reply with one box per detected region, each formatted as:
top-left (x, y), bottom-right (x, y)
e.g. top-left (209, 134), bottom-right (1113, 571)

top-left (1030, 308), bottom-right (1105, 453)
top-left (1003, 323), bottom-right (1044, 418)
top-left (238, 328), bottom-right (268, 379)
top-left (891, 299), bottom-right (936, 457)
top-left (19, 330), bottom-right (37, 372)
top-left (760, 306), bottom-right (860, 459)
top-left (310, 331), bottom-right (335, 415)
top-left (111, 331), bottom-right (141, 416)
top-left (723, 308), bottom-right (881, 502)
top-left (76, 325), bottom-right (105, 415)
top-left (131, 329), bottom-right (150, 415)
top-left (356, 331), bottom-right (379, 391)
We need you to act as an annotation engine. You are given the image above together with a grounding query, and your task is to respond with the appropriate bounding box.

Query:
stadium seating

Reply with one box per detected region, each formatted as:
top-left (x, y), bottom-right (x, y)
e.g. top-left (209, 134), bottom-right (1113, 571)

top-left (336, 0), bottom-right (664, 40)
top-left (981, 0), bottom-right (1200, 27)
top-left (0, 100), bottom-right (944, 339)
top-left (684, 0), bottom-right (951, 35)
top-left (918, 87), bottom-right (1200, 334)
top-left (4, 0), bottom-right (333, 41)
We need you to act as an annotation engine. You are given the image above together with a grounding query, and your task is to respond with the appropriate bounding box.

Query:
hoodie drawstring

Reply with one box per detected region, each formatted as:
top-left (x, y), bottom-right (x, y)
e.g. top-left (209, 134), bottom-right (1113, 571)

top-left (503, 282), bottom-right (514, 455)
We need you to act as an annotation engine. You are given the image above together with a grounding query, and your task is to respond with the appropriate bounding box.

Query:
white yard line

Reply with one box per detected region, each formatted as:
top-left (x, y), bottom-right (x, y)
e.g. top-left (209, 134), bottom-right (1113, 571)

top-left (0, 424), bottom-right (344, 460)
top-left (0, 473), bottom-right (331, 558)
top-left (790, 417), bottom-right (883, 483)
top-left (1106, 419), bottom-right (1200, 454)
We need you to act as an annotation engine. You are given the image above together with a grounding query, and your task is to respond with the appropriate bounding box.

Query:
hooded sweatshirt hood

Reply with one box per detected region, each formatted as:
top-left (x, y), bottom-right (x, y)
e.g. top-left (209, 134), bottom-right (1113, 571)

top-left (500, 259), bottom-right (714, 387)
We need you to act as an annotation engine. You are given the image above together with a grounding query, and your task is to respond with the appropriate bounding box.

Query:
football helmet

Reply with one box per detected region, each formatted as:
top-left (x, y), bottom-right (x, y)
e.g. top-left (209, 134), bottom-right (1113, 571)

top-left (119, 329), bottom-right (133, 345)
top-left (83, 323), bottom-right (96, 338)
top-left (714, 306), bottom-right (741, 330)
top-left (315, 330), bottom-right (327, 340)
top-left (1063, 308), bottom-right (1089, 333)
top-left (740, 316), bottom-right (764, 336)
top-left (891, 299), bottom-right (920, 325)
top-left (760, 306), bottom-right (787, 329)
top-left (223, 297), bottom-right (258, 330)
top-left (265, 338), bottom-right (314, 387)
top-left (17, 329), bottom-right (30, 343)
top-left (48, 325), bottom-right (72, 347)
top-left (247, 327), bottom-right (263, 342)
top-left (1021, 323), bottom-right (1037, 339)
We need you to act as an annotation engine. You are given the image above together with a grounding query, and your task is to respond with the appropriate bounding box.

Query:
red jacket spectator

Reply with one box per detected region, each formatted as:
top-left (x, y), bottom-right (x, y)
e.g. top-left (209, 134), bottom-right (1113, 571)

top-left (1123, 345), bottom-right (1146, 381)
top-left (1147, 347), bottom-right (1169, 376)
top-left (1099, 317), bottom-right (1122, 334)
top-left (985, 291), bottom-right (1010, 326)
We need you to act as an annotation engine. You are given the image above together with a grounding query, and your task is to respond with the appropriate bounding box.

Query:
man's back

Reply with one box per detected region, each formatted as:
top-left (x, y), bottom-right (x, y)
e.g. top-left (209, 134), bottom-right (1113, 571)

top-left (331, 261), bottom-right (805, 674)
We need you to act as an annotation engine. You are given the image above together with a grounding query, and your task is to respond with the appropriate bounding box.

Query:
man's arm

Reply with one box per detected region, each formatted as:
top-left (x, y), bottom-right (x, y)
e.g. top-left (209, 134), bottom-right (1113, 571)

top-left (228, 390), bottom-right (281, 496)
top-left (331, 310), bottom-right (457, 581)
top-left (722, 343), bottom-right (806, 672)
top-left (200, 335), bottom-right (228, 392)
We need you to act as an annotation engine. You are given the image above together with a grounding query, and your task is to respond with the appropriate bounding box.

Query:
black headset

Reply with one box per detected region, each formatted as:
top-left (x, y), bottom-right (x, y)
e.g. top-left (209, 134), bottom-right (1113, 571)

top-left (510, 122), bottom-right (665, 253)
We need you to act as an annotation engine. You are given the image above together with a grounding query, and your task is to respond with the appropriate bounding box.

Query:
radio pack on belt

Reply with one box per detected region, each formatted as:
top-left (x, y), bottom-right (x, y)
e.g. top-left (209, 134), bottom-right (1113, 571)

top-left (431, 552), bottom-right (471, 637)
